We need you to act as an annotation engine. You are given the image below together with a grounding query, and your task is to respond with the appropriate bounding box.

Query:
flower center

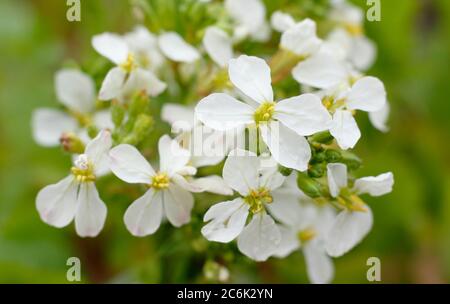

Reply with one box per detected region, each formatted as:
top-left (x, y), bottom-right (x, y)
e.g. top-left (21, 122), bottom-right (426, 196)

top-left (336, 187), bottom-right (368, 212)
top-left (244, 187), bottom-right (273, 214)
top-left (298, 228), bottom-right (316, 243)
top-left (150, 172), bottom-right (170, 190)
top-left (71, 154), bottom-right (95, 182)
top-left (120, 53), bottom-right (137, 73)
top-left (254, 102), bottom-right (275, 124)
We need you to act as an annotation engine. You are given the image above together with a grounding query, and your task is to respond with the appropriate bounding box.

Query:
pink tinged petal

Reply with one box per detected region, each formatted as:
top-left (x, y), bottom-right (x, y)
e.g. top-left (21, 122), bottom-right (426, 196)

top-left (32, 108), bottom-right (77, 147)
top-left (158, 135), bottom-right (191, 176)
top-left (222, 149), bottom-right (260, 196)
top-left (203, 27), bottom-right (233, 68)
top-left (292, 53), bottom-right (348, 89)
top-left (228, 55), bottom-right (273, 104)
top-left (163, 184), bottom-right (194, 227)
top-left (201, 198), bottom-right (249, 243)
top-left (346, 76), bottom-right (386, 112)
top-left (369, 101), bottom-right (390, 133)
top-left (329, 110), bottom-right (361, 150)
top-left (55, 69), bottom-right (96, 113)
top-left (92, 32), bottom-right (129, 64)
top-left (74, 182), bottom-right (107, 238)
top-left (237, 212), bottom-right (281, 262)
top-left (109, 144), bottom-right (155, 184)
top-left (273, 225), bottom-right (300, 258)
top-left (123, 189), bottom-right (163, 236)
top-left (98, 67), bottom-right (127, 101)
top-left (280, 19), bottom-right (322, 57)
top-left (275, 93), bottom-right (332, 136)
top-left (36, 175), bottom-right (78, 228)
top-left (158, 32), bottom-right (200, 63)
top-left (327, 163), bottom-right (348, 198)
top-left (270, 11), bottom-right (296, 32)
top-left (195, 93), bottom-right (254, 131)
top-left (85, 129), bottom-right (112, 175)
top-left (353, 172), bottom-right (394, 197)
top-left (304, 242), bottom-right (334, 284)
top-left (120, 68), bottom-right (166, 100)
top-left (325, 208), bottom-right (373, 257)
top-left (259, 122), bottom-right (311, 172)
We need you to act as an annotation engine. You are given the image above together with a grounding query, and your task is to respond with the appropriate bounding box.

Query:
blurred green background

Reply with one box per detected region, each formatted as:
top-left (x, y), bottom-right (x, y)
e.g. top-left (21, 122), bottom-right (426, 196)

top-left (0, 0), bottom-right (449, 283)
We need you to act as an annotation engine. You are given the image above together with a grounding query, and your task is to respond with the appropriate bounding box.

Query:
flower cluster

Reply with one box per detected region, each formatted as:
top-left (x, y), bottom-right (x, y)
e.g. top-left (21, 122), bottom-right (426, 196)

top-left (33, 0), bottom-right (394, 283)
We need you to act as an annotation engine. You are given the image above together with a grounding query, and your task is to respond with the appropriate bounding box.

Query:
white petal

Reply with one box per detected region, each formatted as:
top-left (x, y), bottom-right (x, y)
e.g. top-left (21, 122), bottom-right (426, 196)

top-left (270, 11), bottom-right (296, 32)
top-left (260, 122), bottom-right (311, 171)
top-left (195, 93), bottom-right (254, 131)
top-left (259, 168), bottom-right (285, 191)
top-left (369, 102), bottom-right (390, 132)
top-left (85, 129), bottom-right (112, 175)
top-left (158, 32), bottom-right (200, 63)
top-left (351, 36), bottom-right (376, 71)
top-left (163, 184), bottom-right (194, 227)
top-left (346, 77), bottom-right (386, 112)
top-left (222, 149), bottom-right (260, 195)
top-left (203, 27), bottom-right (233, 67)
top-left (292, 53), bottom-right (348, 89)
top-left (228, 55), bottom-right (273, 104)
top-left (161, 103), bottom-right (195, 132)
top-left (93, 110), bottom-right (114, 130)
top-left (55, 69), bottom-right (95, 113)
top-left (325, 208), bottom-right (373, 257)
top-left (36, 175), bottom-right (78, 228)
top-left (99, 67), bottom-right (127, 101)
top-left (280, 19), bottom-right (322, 57)
top-left (32, 108), bottom-right (77, 147)
top-left (109, 144), bottom-right (155, 184)
top-left (92, 32), bottom-right (128, 64)
top-left (180, 175), bottom-right (234, 195)
top-left (273, 225), bottom-right (300, 258)
top-left (124, 189), bottom-right (163, 236)
top-left (119, 68), bottom-right (166, 100)
top-left (267, 191), bottom-right (303, 226)
top-left (158, 135), bottom-right (191, 176)
top-left (353, 172), bottom-right (394, 197)
top-left (329, 110), bottom-right (361, 150)
top-left (327, 163), bottom-right (348, 198)
top-left (202, 198), bottom-right (249, 243)
top-left (225, 0), bottom-right (266, 35)
top-left (275, 93), bottom-right (332, 136)
top-left (75, 182), bottom-right (107, 237)
top-left (237, 212), bottom-right (281, 261)
top-left (304, 242), bottom-right (334, 284)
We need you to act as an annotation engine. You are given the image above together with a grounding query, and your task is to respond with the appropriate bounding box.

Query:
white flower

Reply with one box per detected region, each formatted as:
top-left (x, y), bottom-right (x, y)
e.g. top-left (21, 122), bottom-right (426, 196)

top-left (203, 26), bottom-right (233, 68)
top-left (32, 69), bottom-right (113, 146)
top-left (325, 163), bottom-right (394, 257)
top-left (225, 0), bottom-right (271, 42)
top-left (369, 101), bottom-right (390, 132)
top-left (202, 149), bottom-right (304, 261)
top-left (36, 130), bottom-right (111, 237)
top-left (109, 135), bottom-right (231, 237)
top-left (92, 32), bottom-right (167, 101)
top-left (158, 32), bottom-right (200, 63)
top-left (162, 103), bottom-right (236, 168)
top-left (270, 11), bottom-right (296, 33)
top-left (195, 55), bottom-right (332, 171)
top-left (280, 18), bottom-right (322, 58)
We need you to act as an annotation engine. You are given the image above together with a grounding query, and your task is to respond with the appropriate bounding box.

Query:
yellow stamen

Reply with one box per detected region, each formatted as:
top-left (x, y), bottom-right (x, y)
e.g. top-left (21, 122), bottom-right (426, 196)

top-left (150, 172), bottom-right (170, 190)
top-left (120, 54), bottom-right (137, 73)
top-left (244, 187), bottom-right (273, 214)
top-left (298, 228), bottom-right (317, 243)
top-left (71, 166), bottom-right (96, 183)
top-left (254, 102), bottom-right (276, 124)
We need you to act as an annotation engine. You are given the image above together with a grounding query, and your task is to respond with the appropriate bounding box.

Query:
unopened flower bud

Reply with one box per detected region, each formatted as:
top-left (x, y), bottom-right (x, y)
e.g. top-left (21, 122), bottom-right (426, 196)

top-left (341, 151), bottom-right (362, 171)
top-left (297, 172), bottom-right (325, 198)
top-left (325, 149), bottom-right (342, 163)
top-left (278, 165), bottom-right (293, 176)
top-left (309, 131), bottom-right (334, 144)
top-left (308, 163), bottom-right (325, 178)
top-left (60, 132), bottom-right (85, 154)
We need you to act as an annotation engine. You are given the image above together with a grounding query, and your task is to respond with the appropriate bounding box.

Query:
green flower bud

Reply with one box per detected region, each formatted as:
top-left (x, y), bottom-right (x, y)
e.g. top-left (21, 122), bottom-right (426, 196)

top-left (278, 165), bottom-right (293, 177)
top-left (86, 125), bottom-right (99, 139)
top-left (308, 163), bottom-right (326, 178)
top-left (60, 132), bottom-right (85, 154)
top-left (129, 91), bottom-right (150, 118)
top-left (325, 149), bottom-right (342, 163)
top-left (309, 131), bottom-right (334, 144)
top-left (297, 172), bottom-right (325, 198)
top-left (341, 151), bottom-right (362, 171)
top-left (111, 101), bottom-right (125, 127)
